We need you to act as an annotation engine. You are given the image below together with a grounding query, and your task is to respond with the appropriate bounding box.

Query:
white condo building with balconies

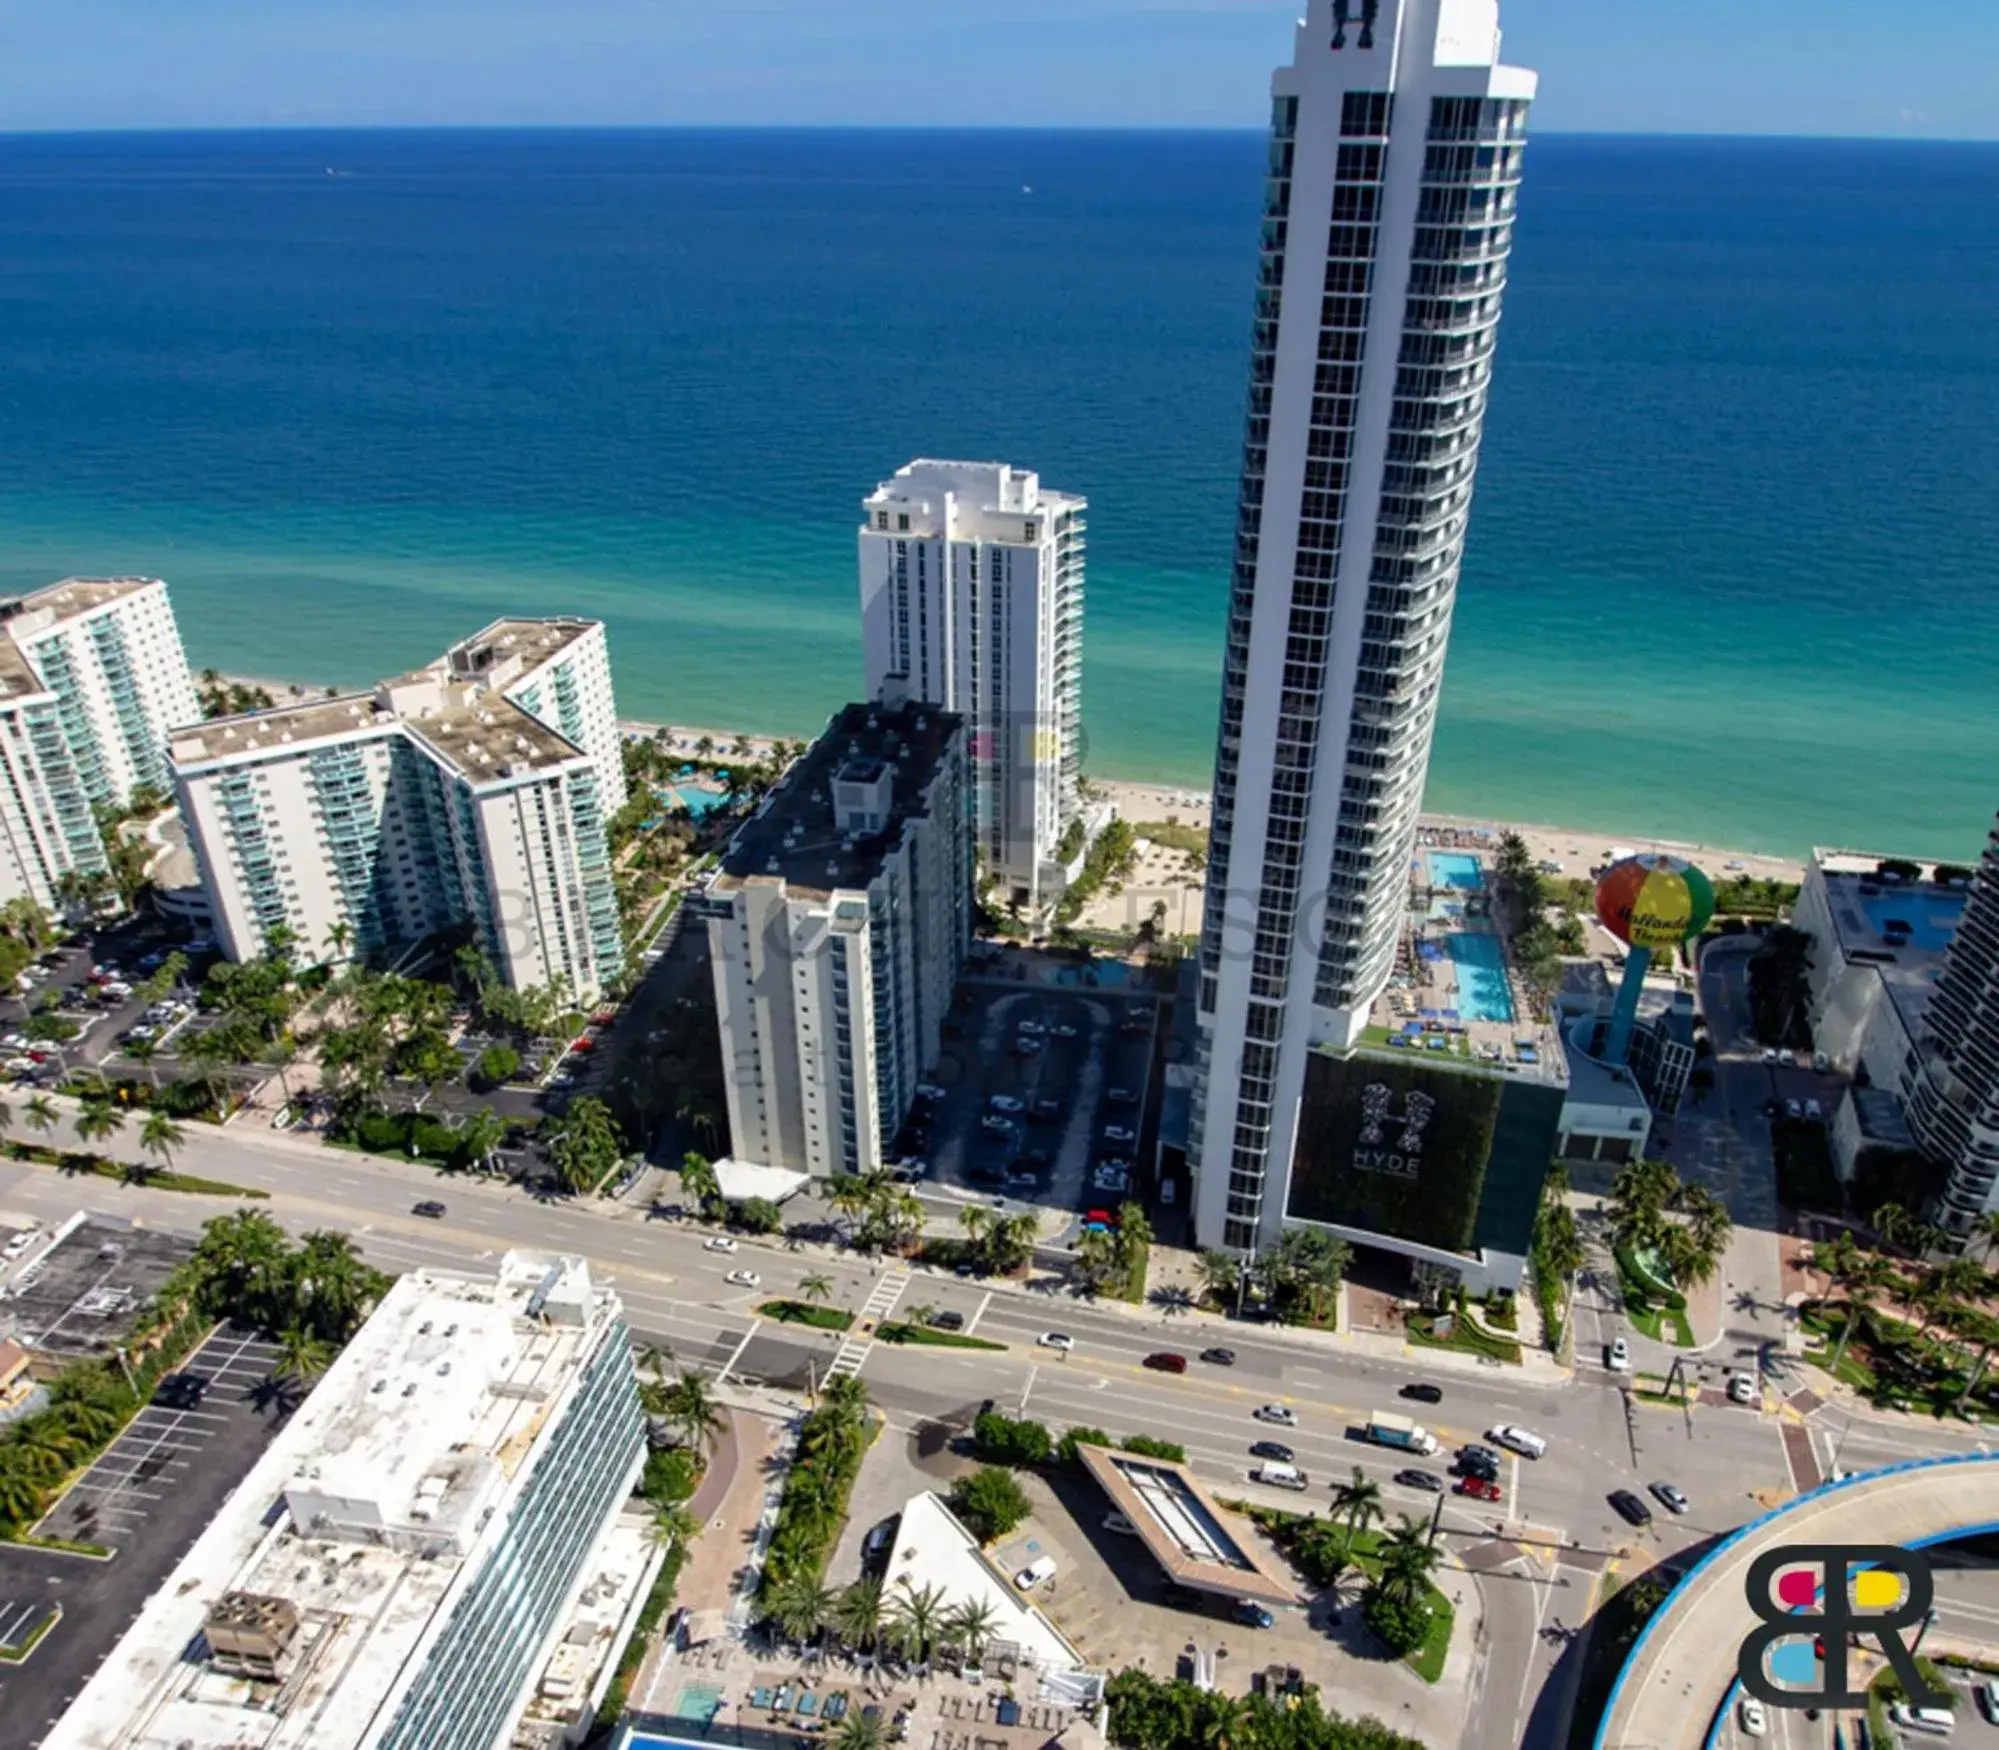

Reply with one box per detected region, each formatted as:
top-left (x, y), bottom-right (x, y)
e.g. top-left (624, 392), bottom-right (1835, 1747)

top-left (859, 459), bottom-right (1085, 911)
top-left (1191, 0), bottom-right (1536, 1251)
top-left (697, 701), bottom-right (971, 1178)
top-left (172, 619), bottom-right (624, 1001)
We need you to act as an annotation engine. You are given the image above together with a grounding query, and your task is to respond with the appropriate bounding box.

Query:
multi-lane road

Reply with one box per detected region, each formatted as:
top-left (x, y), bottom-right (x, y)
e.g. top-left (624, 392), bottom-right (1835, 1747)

top-left (0, 1087), bottom-right (1988, 1748)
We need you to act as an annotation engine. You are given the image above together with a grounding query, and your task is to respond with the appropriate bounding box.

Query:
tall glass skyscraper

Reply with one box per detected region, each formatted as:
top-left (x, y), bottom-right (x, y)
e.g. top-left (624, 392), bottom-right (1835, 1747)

top-left (1192, 0), bottom-right (1536, 1252)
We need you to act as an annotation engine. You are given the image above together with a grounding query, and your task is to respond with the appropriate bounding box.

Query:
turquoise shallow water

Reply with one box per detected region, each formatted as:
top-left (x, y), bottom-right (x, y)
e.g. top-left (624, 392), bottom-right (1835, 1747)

top-left (0, 129), bottom-right (1995, 859)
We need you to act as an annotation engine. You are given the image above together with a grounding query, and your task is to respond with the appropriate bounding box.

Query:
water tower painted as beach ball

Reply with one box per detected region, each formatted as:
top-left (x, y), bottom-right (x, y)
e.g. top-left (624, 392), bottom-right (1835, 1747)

top-left (1593, 853), bottom-right (1715, 1064)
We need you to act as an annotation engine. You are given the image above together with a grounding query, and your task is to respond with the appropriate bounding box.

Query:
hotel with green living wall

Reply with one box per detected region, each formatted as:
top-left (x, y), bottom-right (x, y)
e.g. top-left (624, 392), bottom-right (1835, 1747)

top-left (172, 618), bottom-right (626, 1001)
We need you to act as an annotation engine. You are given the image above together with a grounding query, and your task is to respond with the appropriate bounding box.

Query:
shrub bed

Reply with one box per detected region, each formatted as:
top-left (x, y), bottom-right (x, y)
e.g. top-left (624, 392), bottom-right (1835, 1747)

top-left (1406, 1310), bottom-right (1522, 1366)
top-left (875, 1322), bottom-right (1004, 1351)
top-left (756, 1402), bottom-right (875, 1607)
top-left (756, 1300), bottom-right (852, 1331)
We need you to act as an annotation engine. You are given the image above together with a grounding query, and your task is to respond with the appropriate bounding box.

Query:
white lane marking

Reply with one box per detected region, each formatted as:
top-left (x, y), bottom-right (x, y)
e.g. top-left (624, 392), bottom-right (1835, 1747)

top-left (967, 1290), bottom-right (993, 1336)
top-left (1019, 1365), bottom-right (1038, 1418)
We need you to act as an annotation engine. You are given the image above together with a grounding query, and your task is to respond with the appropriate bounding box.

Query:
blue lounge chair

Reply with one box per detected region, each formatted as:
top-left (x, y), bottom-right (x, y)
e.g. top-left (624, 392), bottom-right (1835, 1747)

top-left (796, 1691), bottom-right (819, 1718)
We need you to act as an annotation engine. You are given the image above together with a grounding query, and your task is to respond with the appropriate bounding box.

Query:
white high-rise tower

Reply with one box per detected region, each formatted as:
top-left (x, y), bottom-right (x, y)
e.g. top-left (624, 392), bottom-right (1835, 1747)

top-left (859, 459), bottom-right (1085, 911)
top-left (1191, 0), bottom-right (1536, 1252)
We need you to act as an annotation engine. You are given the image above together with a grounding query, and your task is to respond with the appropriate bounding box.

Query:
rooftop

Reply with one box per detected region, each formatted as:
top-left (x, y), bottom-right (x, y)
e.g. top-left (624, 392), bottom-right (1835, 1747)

top-left (0, 633), bottom-right (49, 703)
top-left (1810, 856), bottom-right (1968, 1042)
top-left (445, 616), bottom-right (597, 688)
top-left (864, 458), bottom-right (1085, 523)
top-left (713, 700), bottom-right (961, 901)
top-left (1, 1213), bottom-right (196, 1364)
top-left (1076, 1445), bottom-right (1299, 1608)
top-left (171, 684), bottom-right (586, 786)
top-left (46, 1253), bottom-right (625, 1750)
top-left (881, 1492), bottom-right (1086, 1676)
top-left (4, 576), bottom-right (161, 630)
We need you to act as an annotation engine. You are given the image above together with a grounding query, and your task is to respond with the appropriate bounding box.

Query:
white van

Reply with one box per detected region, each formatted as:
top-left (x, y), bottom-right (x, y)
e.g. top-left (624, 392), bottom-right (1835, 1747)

top-left (1489, 1425), bottom-right (1547, 1459)
top-left (1887, 1705), bottom-right (1956, 1736)
top-left (1254, 1462), bottom-right (1309, 1491)
top-left (1014, 1556), bottom-right (1058, 1591)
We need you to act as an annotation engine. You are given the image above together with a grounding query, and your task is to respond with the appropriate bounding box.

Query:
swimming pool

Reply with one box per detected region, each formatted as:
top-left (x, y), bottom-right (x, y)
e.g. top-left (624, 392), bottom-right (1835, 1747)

top-left (1447, 931), bottom-right (1515, 1023)
top-left (1427, 851), bottom-right (1484, 892)
top-left (1853, 888), bottom-right (1966, 953)
top-left (656, 782), bottom-right (729, 820)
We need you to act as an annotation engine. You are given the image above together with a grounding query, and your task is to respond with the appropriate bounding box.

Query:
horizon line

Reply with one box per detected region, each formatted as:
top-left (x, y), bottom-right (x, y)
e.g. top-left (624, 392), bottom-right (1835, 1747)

top-left (1, 122), bottom-right (1996, 147)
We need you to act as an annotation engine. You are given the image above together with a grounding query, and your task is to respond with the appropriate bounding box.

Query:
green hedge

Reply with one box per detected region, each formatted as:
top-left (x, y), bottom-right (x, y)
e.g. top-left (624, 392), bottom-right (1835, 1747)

top-left (756, 1404), bottom-right (874, 1607)
top-left (756, 1300), bottom-right (852, 1331)
top-left (875, 1322), bottom-right (1004, 1351)
top-left (1120, 1434), bottom-right (1187, 1463)
top-left (3, 1141), bottom-right (264, 1198)
top-left (1614, 1242), bottom-right (1685, 1311)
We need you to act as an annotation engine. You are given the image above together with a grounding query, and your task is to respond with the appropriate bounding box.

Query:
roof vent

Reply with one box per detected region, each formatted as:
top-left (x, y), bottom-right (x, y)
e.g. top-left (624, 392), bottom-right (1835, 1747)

top-left (371, 1378), bottom-right (386, 1394)
top-left (403, 1382), bottom-right (418, 1397)
top-left (420, 1322), bottom-right (433, 1335)
top-left (437, 1361), bottom-right (452, 1376)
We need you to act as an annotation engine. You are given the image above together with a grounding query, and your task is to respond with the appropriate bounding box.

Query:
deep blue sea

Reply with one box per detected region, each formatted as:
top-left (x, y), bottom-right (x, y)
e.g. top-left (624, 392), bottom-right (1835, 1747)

top-left (1, 129), bottom-right (1995, 859)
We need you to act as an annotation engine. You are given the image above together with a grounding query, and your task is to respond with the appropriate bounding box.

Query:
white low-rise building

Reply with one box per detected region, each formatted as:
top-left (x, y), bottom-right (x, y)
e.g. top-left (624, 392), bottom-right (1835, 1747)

top-left (45, 1252), bottom-right (649, 1750)
top-left (860, 459), bottom-right (1085, 912)
top-left (172, 619), bottom-right (624, 1000)
top-left (696, 701), bottom-right (970, 1178)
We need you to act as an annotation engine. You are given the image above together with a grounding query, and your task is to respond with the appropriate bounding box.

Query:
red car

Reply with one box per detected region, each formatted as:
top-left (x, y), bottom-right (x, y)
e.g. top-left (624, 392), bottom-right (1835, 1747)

top-left (1143, 1352), bottom-right (1188, 1374)
top-left (1084, 1209), bottom-right (1119, 1227)
top-left (569, 1036), bottom-right (595, 1053)
top-left (1455, 1476), bottom-right (1502, 1502)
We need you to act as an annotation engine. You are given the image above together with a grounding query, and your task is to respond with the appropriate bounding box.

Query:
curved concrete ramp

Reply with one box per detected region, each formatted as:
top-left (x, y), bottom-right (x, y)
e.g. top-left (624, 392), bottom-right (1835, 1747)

top-left (1597, 1451), bottom-right (1999, 1750)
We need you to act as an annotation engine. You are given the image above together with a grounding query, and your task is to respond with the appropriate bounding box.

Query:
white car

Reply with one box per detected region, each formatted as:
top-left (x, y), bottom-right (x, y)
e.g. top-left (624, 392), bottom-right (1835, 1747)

top-left (1014, 1556), bottom-right (1057, 1590)
top-left (988, 1095), bottom-right (1025, 1115)
top-left (1728, 1371), bottom-right (1757, 1405)
top-left (724, 1269), bottom-right (761, 1288)
top-left (1737, 1696), bottom-right (1767, 1738)
top-left (915, 1083), bottom-right (947, 1102)
top-left (1489, 1425), bottom-right (1547, 1458)
top-left (1051, 1023), bottom-right (1079, 1039)
top-left (2, 1231), bottom-right (36, 1260)
top-left (1103, 1125), bottom-right (1137, 1146)
top-left (1606, 1337), bottom-right (1631, 1372)
top-left (1254, 1404), bottom-right (1297, 1426)
top-left (1038, 1331), bottom-right (1075, 1352)
top-left (704, 1236), bottom-right (737, 1254)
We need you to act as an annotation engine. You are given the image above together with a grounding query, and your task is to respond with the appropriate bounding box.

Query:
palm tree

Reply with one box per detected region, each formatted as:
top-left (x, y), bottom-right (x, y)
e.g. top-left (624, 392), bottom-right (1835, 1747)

top-left (1814, 1230), bottom-right (1863, 1306)
top-left (274, 1324), bottom-right (334, 1382)
top-left (944, 1597), bottom-right (1000, 1664)
top-left (831, 1714), bottom-right (887, 1750)
top-left (885, 1579), bottom-right (947, 1665)
top-left (1874, 1202), bottom-right (1913, 1253)
top-left (1831, 1256), bottom-right (1894, 1377)
top-left (635, 1345), bottom-right (675, 1419)
top-left (22, 1093), bottom-right (57, 1141)
top-left (323, 919), bottom-right (353, 965)
top-left (1331, 1466), bottom-right (1383, 1547)
top-left (662, 1368), bottom-right (725, 1453)
top-left (456, 1106), bottom-right (508, 1176)
top-left (139, 1110), bottom-right (187, 1178)
top-left (124, 1034), bottom-right (161, 1089)
top-left (1376, 1514), bottom-right (1442, 1605)
top-left (1195, 1248), bottom-right (1242, 1307)
top-left (73, 1098), bottom-right (125, 1154)
top-left (832, 1578), bottom-right (886, 1656)
top-left (820, 1374), bottom-right (871, 1432)
top-left (767, 1571), bottom-right (834, 1646)
top-left (799, 1272), bottom-right (834, 1307)
top-left (1074, 1227), bottom-right (1120, 1296)
top-left (645, 1498), bottom-right (700, 1551)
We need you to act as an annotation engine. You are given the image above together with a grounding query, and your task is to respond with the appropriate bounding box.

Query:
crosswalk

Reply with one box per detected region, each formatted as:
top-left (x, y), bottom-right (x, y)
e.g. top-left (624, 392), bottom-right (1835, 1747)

top-left (824, 1268), bottom-right (910, 1381)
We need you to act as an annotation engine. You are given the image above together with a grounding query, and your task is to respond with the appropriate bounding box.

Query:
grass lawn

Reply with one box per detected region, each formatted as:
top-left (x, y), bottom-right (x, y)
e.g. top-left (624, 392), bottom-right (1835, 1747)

top-left (875, 1321), bottom-right (1005, 1351)
top-left (1131, 819), bottom-right (1208, 855)
top-left (1625, 1298), bottom-right (1696, 1348)
top-left (1407, 1309), bottom-right (1522, 1366)
top-left (755, 1300), bottom-right (852, 1331)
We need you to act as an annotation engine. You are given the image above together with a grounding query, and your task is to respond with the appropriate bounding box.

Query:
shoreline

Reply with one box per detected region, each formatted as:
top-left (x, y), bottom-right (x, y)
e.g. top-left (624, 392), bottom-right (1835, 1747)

top-left (211, 671), bottom-right (1807, 881)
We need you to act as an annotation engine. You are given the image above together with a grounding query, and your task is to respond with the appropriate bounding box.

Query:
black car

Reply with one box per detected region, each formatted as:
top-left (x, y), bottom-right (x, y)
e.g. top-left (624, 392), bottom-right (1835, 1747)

top-left (1200, 1347), bottom-right (1238, 1367)
top-left (1454, 1447), bottom-right (1499, 1480)
top-left (930, 1310), bottom-right (966, 1332)
top-left (1399, 1381), bottom-right (1443, 1404)
top-left (153, 1371), bottom-right (209, 1411)
top-left (1017, 1147), bottom-right (1052, 1171)
top-left (1608, 1489), bottom-right (1653, 1527)
top-left (412, 1199), bottom-right (448, 1219)
top-left (1396, 1469), bottom-right (1444, 1493)
top-left (1249, 1440), bottom-right (1295, 1463)
top-left (1031, 1098), bottom-right (1064, 1122)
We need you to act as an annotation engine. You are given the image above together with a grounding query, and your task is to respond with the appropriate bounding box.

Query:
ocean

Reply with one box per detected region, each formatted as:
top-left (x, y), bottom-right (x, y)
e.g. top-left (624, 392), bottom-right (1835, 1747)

top-left (0, 128), bottom-right (1994, 860)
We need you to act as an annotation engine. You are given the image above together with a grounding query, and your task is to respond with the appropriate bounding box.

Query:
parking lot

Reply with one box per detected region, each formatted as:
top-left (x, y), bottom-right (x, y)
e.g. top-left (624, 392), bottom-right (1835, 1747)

top-left (909, 967), bottom-right (1159, 1229)
top-left (0, 1324), bottom-right (292, 1734)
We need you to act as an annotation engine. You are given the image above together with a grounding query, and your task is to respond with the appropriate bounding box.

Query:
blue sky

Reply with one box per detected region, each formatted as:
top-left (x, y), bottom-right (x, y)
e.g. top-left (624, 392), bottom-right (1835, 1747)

top-left (5, 0), bottom-right (1996, 137)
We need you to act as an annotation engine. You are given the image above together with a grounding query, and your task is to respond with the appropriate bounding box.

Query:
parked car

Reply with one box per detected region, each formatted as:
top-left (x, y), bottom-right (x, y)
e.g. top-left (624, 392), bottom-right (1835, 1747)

top-left (915, 1083), bottom-right (947, 1102)
top-left (1397, 1469), bottom-right (1444, 1493)
top-left (1143, 1352), bottom-right (1187, 1374)
top-left (1649, 1481), bottom-right (1690, 1515)
top-left (1399, 1381), bottom-right (1443, 1404)
top-left (1105, 1086), bottom-right (1135, 1106)
top-left (988, 1094), bottom-right (1025, 1115)
top-left (1232, 1601), bottom-right (1275, 1629)
top-left (1608, 1489), bottom-right (1653, 1527)
top-left (1249, 1440), bottom-right (1294, 1463)
top-left (1015, 1556), bottom-right (1058, 1591)
top-left (1051, 1022), bottom-right (1079, 1039)
top-left (1030, 1098), bottom-right (1063, 1122)
top-left (153, 1371), bottom-right (209, 1411)
top-left (2, 1230), bottom-right (37, 1260)
top-left (724, 1269), bottom-right (761, 1288)
top-left (981, 1114), bottom-right (1017, 1137)
top-left (1804, 1098), bottom-right (1824, 1121)
top-left (1606, 1337), bottom-right (1631, 1372)
top-left (412, 1199), bottom-right (448, 1218)
top-left (1254, 1404), bottom-right (1298, 1426)
top-left (1102, 1511), bottom-right (1138, 1537)
top-left (1038, 1331), bottom-right (1075, 1352)
top-left (1785, 1098), bottom-right (1803, 1119)
top-left (1102, 1125), bottom-right (1137, 1146)
top-left (704, 1236), bottom-right (738, 1254)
